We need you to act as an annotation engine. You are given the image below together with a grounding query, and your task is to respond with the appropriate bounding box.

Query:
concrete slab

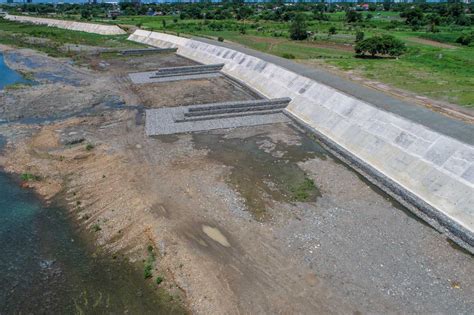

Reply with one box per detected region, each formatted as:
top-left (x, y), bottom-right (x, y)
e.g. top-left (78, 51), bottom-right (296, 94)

top-left (146, 106), bottom-right (289, 135)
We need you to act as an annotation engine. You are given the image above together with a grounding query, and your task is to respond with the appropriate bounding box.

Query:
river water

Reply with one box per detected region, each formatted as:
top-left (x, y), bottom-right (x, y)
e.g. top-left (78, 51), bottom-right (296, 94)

top-left (0, 53), bottom-right (182, 313)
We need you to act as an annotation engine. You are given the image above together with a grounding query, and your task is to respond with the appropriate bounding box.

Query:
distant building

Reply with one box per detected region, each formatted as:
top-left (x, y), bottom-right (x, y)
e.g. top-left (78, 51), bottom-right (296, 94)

top-left (107, 9), bottom-right (121, 19)
top-left (121, 0), bottom-right (141, 5)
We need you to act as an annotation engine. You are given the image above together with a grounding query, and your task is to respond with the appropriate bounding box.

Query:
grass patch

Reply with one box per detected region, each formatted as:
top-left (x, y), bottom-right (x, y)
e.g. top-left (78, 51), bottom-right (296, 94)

top-left (85, 143), bottom-right (95, 151)
top-left (144, 245), bottom-right (156, 279)
top-left (4, 83), bottom-right (32, 90)
top-left (156, 276), bottom-right (164, 285)
top-left (92, 223), bottom-right (101, 232)
top-left (290, 177), bottom-right (317, 202)
top-left (20, 172), bottom-right (41, 181)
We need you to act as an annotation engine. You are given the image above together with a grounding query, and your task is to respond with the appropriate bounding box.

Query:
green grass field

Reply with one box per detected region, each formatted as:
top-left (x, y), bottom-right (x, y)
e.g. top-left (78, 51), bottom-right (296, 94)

top-left (1, 13), bottom-right (473, 108)
top-left (101, 13), bottom-right (473, 108)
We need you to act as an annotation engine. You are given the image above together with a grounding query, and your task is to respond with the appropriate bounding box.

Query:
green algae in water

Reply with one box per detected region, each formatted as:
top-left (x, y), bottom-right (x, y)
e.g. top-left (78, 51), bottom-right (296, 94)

top-left (192, 129), bottom-right (323, 220)
top-left (0, 171), bottom-right (185, 314)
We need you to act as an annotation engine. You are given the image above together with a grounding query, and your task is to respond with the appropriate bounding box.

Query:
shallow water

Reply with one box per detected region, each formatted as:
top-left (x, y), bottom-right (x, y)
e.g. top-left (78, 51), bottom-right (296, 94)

top-left (0, 52), bottom-right (31, 90)
top-left (0, 171), bottom-right (183, 314)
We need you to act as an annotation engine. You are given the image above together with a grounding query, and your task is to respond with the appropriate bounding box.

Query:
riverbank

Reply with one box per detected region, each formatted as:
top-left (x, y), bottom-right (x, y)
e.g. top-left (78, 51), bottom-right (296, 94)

top-left (1, 44), bottom-right (473, 314)
top-left (0, 170), bottom-right (184, 314)
top-left (0, 46), bottom-right (188, 313)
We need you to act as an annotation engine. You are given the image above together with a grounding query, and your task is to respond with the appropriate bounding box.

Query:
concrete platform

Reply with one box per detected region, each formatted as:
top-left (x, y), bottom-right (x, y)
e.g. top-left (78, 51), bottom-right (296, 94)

top-left (146, 99), bottom-right (290, 135)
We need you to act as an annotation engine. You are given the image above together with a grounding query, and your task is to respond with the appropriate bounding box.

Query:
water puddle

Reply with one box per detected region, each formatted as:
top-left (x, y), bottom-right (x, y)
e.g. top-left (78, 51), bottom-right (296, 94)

top-left (193, 128), bottom-right (324, 220)
top-left (202, 225), bottom-right (231, 247)
top-left (0, 52), bottom-right (33, 90)
top-left (0, 171), bottom-right (184, 314)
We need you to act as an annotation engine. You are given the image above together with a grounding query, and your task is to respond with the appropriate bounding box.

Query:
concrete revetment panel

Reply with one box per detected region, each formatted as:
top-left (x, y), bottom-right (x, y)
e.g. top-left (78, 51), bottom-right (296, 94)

top-left (128, 30), bottom-right (474, 252)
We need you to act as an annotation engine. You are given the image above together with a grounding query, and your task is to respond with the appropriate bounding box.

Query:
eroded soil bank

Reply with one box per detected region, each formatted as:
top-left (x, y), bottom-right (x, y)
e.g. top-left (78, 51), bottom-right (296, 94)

top-left (1, 46), bottom-right (473, 314)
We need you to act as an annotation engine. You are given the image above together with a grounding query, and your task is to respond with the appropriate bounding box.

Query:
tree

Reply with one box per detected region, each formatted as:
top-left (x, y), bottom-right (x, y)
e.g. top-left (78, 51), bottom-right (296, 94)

top-left (400, 8), bottom-right (424, 28)
top-left (80, 9), bottom-right (92, 20)
top-left (289, 14), bottom-right (308, 40)
top-left (346, 10), bottom-right (362, 23)
top-left (355, 35), bottom-right (407, 57)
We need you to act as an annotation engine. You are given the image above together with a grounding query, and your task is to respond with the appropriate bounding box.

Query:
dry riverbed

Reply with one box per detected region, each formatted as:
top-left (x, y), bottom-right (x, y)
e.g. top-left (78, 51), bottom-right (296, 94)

top-left (1, 46), bottom-right (473, 314)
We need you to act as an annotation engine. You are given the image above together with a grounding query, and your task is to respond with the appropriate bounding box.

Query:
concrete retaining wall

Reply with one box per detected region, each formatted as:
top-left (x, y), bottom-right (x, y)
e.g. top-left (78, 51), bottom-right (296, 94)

top-left (129, 30), bottom-right (474, 251)
top-left (5, 15), bottom-right (126, 35)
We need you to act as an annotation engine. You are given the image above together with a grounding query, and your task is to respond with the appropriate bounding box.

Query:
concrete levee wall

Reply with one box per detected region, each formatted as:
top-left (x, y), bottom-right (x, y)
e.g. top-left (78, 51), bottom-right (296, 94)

top-left (5, 15), bottom-right (126, 35)
top-left (129, 30), bottom-right (474, 250)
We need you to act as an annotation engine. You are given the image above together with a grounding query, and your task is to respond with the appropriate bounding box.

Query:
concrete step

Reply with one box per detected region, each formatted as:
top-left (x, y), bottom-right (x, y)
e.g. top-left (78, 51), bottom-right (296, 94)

top-left (151, 69), bottom-right (221, 79)
top-left (175, 109), bottom-right (284, 123)
top-left (120, 48), bottom-right (177, 55)
top-left (150, 63), bottom-right (224, 78)
top-left (184, 103), bottom-right (287, 117)
top-left (187, 97), bottom-right (291, 113)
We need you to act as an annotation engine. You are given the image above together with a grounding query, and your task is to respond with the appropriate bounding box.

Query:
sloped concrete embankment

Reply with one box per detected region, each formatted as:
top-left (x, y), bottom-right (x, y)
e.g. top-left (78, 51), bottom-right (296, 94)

top-left (128, 30), bottom-right (474, 252)
top-left (4, 15), bottom-right (126, 35)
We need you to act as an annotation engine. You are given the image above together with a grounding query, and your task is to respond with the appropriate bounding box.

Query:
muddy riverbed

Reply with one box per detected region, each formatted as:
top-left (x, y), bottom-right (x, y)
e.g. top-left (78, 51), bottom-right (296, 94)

top-left (1, 46), bottom-right (473, 314)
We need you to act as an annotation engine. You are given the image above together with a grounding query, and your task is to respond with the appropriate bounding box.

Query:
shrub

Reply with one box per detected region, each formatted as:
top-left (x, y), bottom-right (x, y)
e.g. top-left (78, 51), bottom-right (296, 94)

top-left (282, 53), bottom-right (295, 59)
top-left (355, 35), bottom-right (406, 57)
top-left (144, 263), bottom-right (153, 279)
top-left (355, 31), bottom-right (364, 42)
top-left (328, 26), bottom-right (337, 35)
top-left (456, 33), bottom-right (474, 46)
top-left (217, 36), bottom-right (224, 42)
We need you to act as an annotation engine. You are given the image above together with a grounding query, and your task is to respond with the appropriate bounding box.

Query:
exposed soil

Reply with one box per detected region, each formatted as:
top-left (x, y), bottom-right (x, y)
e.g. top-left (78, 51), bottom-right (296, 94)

top-left (1, 46), bottom-right (473, 315)
top-left (130, 76), bottom-right (261, 108)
